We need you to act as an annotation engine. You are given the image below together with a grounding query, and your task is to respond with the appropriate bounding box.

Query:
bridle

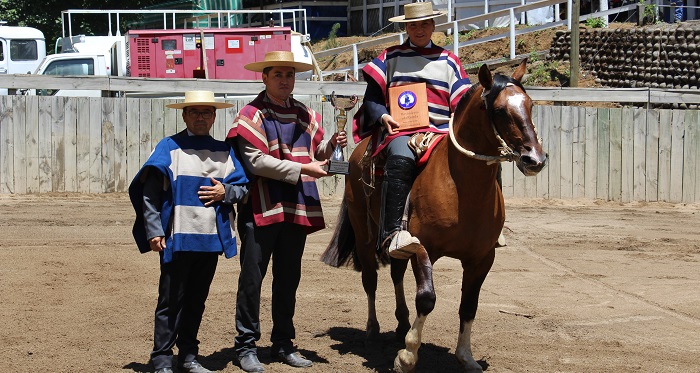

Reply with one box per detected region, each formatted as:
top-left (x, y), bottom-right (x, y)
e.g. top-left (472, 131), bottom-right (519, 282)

top-left (447, 82), bottom-right (533, 165)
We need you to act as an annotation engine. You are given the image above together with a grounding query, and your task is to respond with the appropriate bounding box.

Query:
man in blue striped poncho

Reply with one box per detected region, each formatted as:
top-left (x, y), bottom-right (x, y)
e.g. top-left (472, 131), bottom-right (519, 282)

top-left (129, 91), bottom-right (249, 373)
top-left (353, 1), bottom-right (472, 260)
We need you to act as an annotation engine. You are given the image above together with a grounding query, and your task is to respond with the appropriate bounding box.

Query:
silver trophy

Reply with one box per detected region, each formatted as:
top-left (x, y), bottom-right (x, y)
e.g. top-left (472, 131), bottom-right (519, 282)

top-left (326, 92), bottom-right (358, 175)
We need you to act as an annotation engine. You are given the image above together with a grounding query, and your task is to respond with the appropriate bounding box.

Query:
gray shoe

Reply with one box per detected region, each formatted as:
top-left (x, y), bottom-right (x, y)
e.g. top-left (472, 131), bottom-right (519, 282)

top-left (154, 368), bottom-right (174, 373)
top-left (178, 360), bottom-right (212, 373)
top-left (237, 353), bottom-right (264, 373)
top-left (275, 351), bottom-right (312, 368)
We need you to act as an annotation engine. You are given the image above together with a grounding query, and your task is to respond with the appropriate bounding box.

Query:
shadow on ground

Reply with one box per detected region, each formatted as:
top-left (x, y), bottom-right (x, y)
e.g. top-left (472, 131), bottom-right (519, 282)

top-left (324, 326), bottom-right (489, 372)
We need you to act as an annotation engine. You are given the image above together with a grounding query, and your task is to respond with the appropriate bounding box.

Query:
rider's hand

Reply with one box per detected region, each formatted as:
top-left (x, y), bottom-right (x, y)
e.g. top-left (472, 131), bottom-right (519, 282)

top-left (381, 114), bottom-right (400, 135)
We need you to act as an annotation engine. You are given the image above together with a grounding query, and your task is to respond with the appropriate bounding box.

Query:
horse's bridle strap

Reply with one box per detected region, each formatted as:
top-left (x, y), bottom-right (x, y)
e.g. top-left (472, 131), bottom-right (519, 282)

top-left (447, 115), bottom-right (518, 164)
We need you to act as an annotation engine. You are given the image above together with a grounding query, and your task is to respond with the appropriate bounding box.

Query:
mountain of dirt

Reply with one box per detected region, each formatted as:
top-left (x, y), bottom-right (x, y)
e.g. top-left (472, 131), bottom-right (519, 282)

top-left (310, 22), bottom-right (642, 89)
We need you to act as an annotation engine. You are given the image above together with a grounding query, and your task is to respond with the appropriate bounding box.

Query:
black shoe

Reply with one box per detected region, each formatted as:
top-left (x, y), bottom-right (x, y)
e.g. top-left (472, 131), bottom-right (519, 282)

top-left (237, 353), bottom-right (264, 373)
top-left (275, 351), bottom-right (312, 368)
top-left (177, 360), bottom-right (212, 373)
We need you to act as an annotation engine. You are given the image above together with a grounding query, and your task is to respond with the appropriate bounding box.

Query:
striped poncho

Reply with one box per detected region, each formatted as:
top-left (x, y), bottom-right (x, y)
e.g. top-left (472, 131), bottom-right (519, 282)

top-left (353, 42), bottom-right (471, 155)
top-left (129, 131), bottom-right (249, 263)
top-left (228, 91), bottom-right (326, 234)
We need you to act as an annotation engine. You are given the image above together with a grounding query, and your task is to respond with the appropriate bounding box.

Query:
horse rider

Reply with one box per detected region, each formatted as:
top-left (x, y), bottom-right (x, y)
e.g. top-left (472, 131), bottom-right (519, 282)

top-left (353, 1), bottom-right (472, 259)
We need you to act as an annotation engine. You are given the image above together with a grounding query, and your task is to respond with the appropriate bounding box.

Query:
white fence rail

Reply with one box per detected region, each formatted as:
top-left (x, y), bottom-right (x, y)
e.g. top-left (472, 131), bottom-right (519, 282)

top-left (1, 75), bottom-right (700, 105)
top-left (1, 95), bottom-right (699, 202)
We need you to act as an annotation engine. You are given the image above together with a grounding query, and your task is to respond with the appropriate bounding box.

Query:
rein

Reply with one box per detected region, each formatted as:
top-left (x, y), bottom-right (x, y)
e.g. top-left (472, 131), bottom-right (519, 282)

top-left (447, 83), bottom-right (519, 165)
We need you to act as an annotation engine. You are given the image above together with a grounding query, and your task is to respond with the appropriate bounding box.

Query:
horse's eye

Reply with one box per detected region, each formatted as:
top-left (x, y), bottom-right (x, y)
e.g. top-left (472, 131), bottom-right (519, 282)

top-left (493, 108), bottom-right (507, 117)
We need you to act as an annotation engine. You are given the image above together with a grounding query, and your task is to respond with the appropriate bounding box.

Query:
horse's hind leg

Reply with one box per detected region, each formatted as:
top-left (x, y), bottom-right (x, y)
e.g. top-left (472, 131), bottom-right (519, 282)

top-left (394, 246), bottom-right (436, 373)
top-left (348, 215), bottom-right (381, 341)
top-left (360, 262), bottom-right (381, 341)
top-left (456, 250), bottom-right (495, 372)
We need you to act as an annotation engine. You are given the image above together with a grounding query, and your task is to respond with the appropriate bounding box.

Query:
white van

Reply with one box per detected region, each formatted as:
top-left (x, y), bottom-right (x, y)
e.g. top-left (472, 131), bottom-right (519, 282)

top-left (0, 22), bottom-right (46, 94)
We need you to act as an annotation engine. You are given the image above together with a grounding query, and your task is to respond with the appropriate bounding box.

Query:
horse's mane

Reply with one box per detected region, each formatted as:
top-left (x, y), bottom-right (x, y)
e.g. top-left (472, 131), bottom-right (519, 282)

top-left (455, 72), bottom-right (527, 114)
top-left (454, 82), bottom-right (481, 114)
top-left (483, 73), bottom-right (526, 107)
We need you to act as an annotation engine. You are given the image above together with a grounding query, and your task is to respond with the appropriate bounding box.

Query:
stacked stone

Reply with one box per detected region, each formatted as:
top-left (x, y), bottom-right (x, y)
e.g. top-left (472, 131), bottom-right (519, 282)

top-left (547, 27), bottom-right (700, 94)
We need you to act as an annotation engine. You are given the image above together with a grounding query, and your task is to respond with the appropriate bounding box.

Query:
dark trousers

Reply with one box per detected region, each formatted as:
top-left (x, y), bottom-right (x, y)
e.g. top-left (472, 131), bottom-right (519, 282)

top-left (151, 251), bottom-right (219, 369)
top-left (385, 135), bottom-right (415, 159)
top-left (234, 200), bottom-right (307, 357)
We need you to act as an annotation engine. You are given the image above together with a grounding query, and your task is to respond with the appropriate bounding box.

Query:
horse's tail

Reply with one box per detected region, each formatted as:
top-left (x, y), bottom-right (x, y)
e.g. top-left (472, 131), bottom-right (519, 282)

top-left (321, 199), bottom-right (362, 271)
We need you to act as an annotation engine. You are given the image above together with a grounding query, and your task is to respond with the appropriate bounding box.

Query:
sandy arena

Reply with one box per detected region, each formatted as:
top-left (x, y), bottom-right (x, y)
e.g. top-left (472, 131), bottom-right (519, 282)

top-left (1, 193), bottom-right (699, 372)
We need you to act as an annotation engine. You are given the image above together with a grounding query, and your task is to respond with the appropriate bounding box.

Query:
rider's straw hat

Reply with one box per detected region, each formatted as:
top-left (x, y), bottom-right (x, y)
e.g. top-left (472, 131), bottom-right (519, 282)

top-left (166, 90), bottom-right (233, 109)
top-left (388, 2), bottom-right (446, 23)
top-left (244, 51), bottom-right (314, 73)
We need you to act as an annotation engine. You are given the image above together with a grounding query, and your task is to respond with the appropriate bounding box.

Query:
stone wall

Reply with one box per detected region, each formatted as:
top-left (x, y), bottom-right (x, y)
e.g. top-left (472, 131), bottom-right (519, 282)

top-left (547, 24), bottom-right (700, 103)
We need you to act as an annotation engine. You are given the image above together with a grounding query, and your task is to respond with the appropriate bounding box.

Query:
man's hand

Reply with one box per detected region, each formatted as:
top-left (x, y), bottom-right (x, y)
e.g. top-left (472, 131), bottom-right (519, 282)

top-left (149, 236), bottom-right (166, 252)
top-left (332, 131), bottom-right (348, 148)
top-left (301, 160), bottom-right (329, 178)
top-left (381, 114), bottom-right (400, 135)
top-left (198, 177), bottom-right (225, 207)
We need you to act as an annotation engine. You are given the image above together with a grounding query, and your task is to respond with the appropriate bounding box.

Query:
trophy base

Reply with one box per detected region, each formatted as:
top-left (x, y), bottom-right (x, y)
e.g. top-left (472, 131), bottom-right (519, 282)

top-left (326, 159), bottom-right (350, 175)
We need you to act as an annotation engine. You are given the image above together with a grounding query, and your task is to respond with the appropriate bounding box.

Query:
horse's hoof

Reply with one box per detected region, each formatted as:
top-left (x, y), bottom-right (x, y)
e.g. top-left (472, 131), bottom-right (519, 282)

top-left (393, 349), bottom-right (416, 373)
top-left (366, 320), bottom-right (380, 341)
top-left (456, 355), bottom-right (484, 372)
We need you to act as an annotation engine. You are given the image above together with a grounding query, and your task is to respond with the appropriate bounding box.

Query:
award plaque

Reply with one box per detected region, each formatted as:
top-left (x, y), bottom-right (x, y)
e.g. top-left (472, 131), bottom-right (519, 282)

top-left (326, 91), bottom-right (358, 175)
top-left (388, 82), bottom-right (429, 131)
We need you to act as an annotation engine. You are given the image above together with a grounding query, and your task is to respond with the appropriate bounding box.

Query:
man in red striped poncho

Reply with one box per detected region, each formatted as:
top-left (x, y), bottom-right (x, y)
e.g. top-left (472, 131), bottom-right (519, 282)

top-left (226, 51), bottom-right (347, 373)
top-left (353, 1), bottom-right (472, 260)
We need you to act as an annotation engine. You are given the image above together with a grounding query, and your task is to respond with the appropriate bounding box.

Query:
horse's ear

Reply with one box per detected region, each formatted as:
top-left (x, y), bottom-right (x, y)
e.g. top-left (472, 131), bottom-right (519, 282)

top-left (478, 63), bottom-right (493, 90)
top-left (511, 58), bottom-right (527, 82)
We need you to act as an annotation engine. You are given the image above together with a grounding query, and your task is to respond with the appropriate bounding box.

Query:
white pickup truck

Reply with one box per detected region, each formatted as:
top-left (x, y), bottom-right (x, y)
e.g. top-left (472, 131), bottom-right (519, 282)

top-left (27, 36), bottom-right (125, 97)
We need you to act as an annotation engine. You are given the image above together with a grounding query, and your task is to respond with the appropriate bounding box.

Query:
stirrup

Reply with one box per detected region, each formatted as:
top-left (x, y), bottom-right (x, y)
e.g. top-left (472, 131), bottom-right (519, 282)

top-left (383, 231), bottom-right (421, 260)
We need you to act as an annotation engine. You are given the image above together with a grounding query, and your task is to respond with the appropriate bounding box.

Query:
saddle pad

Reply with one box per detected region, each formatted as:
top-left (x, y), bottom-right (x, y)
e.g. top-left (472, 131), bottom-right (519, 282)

top-left (416, 134), bottom-right (446, 167)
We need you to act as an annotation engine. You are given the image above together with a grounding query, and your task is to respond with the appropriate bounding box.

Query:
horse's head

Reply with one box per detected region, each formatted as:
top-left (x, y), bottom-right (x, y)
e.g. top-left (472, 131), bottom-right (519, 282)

top-left (477, 59), bottom-right (548, 176)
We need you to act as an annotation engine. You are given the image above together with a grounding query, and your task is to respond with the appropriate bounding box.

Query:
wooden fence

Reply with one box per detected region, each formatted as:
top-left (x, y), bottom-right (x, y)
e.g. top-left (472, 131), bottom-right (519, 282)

top-left (1, 95), bottom-right (699, 203)
top-left (502, 105), bottom-right (700, 203)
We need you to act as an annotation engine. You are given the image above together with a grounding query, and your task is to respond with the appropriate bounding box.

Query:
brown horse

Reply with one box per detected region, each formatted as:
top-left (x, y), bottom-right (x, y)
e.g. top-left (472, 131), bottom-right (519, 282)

top-left (322, 59), bottom-right (547, 372)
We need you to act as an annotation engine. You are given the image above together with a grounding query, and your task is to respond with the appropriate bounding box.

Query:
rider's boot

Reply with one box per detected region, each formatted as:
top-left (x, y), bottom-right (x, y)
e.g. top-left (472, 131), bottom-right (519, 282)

top-left (380, 155), bottom-right (420, 259)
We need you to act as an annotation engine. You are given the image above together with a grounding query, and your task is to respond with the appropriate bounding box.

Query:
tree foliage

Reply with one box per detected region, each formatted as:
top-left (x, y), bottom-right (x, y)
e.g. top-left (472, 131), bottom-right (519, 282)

top-left (0, 0), bottom-right (167, 52)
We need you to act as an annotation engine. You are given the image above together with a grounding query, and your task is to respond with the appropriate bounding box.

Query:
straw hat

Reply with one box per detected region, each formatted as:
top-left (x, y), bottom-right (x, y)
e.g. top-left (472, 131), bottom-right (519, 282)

top-left (166, 90), bottom-right (233, 109)
top-left (244, 51), bottom-right (314, 73)
top-left (388, 2), bottom-right (446, 23)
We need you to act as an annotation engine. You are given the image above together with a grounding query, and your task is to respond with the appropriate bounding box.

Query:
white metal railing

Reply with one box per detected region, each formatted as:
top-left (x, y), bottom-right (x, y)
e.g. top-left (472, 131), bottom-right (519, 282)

top-left (61, 9), bottom-right (310, 41)
top-left (319, 0), bottom-right (639, 80)
top-left (318, 0), bottom-right (570, 79)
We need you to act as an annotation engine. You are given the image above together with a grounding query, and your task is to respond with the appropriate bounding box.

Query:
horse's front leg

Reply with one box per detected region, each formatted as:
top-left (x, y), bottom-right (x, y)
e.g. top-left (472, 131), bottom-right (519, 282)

top-left (456, 250), bottom-right (495, 372)
top-left (390, 257), bottom-right (410, 339)
top-left (394, 246), bottom-right (435, 373)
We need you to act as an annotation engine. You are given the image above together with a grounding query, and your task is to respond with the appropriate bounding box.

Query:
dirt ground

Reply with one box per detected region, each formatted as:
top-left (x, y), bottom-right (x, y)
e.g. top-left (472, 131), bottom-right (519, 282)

top-left (1, 193), bottom-right (699, 372)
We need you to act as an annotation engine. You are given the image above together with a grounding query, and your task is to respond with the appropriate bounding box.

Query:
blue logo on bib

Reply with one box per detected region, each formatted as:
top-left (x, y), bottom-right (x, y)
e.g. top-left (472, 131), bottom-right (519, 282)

top-left (398, 91), bottom-right (417, 110)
